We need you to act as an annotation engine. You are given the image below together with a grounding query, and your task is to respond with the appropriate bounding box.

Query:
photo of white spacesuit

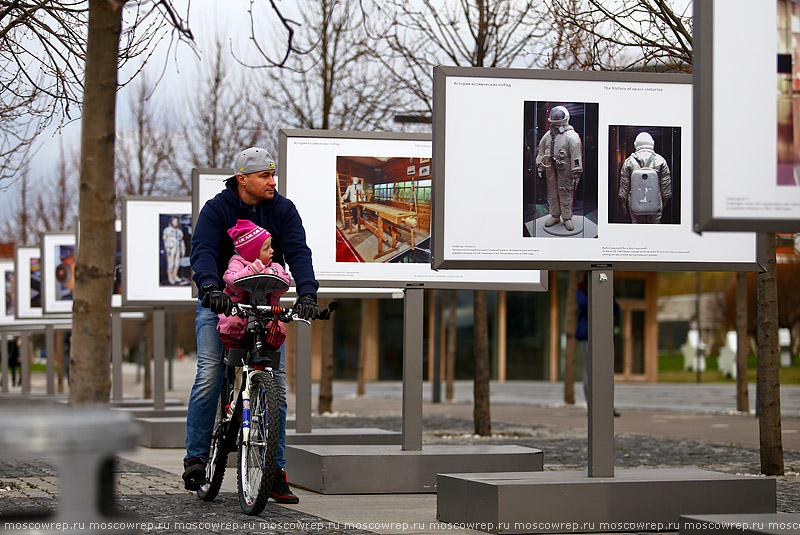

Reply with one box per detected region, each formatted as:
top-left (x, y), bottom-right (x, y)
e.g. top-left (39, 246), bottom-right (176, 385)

top-left (608, 125), bottom-right (680, 226)
top-left (618, 132), bottom-right (672, 224)
top-left (159, 214), bottom-right (191, 286)
top-left (536, 106), bottom-right (583, 232)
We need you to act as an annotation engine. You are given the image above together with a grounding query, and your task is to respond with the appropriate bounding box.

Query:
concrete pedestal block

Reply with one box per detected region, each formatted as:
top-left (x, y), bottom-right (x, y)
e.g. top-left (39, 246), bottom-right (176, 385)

top-left (286, 428), bottom-right (402, 445)
top-left (437, 469), bottom-right (776, 534)
top-left (286, 444), bottom-right (543, 494)
top-left (680, 513), bottom-right (800, 535)
top-left (136, 416), bottom-right (187, 448)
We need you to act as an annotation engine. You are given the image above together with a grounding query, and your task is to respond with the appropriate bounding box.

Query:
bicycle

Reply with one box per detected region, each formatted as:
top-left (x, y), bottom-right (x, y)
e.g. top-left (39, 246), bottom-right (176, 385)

top-left (196, 272), bottom-right (336, 515)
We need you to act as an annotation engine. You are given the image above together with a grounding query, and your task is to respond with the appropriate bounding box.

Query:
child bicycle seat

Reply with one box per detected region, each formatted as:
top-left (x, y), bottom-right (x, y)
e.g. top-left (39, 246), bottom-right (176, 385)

top-left (233, 273), bottom-right (289, 301)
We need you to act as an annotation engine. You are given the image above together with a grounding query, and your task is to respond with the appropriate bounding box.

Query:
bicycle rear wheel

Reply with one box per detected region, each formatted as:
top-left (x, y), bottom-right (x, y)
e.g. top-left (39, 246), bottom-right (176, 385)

top-left (237, 370), bottom-right (279, 515)
top-left (197, 368), bottom-right (233, 501)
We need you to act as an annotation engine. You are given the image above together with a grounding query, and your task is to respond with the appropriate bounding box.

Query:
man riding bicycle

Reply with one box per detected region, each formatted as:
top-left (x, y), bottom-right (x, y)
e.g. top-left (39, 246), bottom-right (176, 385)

top-left (185, 146), bottom-right (321, 504)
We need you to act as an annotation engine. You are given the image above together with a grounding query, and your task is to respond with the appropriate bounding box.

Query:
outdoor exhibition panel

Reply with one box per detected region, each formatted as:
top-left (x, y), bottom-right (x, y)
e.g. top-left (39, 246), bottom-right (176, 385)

top-left (0, 260), bottom-right (14, 326)
top-left (279, 128), bottom-right (546, 290)
top-left (14, 246), bottom-right (43, 320)
top-left (694, 0), bottom-right (800, 232)
top-left (432, 66), bottom-right (760, 271)
top-left (191, 168), bottom-right (233, 227)
top-left (122, 197), bottom-right (195, 306)
top-left (40, 231), bottom-right (76, 315)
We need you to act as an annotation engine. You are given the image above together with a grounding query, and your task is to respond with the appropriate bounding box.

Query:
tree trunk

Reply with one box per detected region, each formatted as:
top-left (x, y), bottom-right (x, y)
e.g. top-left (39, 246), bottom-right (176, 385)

top-left (564, 271), bottom-right (579, 404)
top-left (357, 299), bottom-right (368, 396)
top-left (736, 272), bottom-right (749, 413)
top-left (69, 0), bottom-right (123, 404)
top-left (446, 289), bottom-right (457, 401)
top-left (757, 233), bottom-right (784, 475)
top-left (318, 298), bottom-right (334, 414)
top-left (473, 290), bottom-right (491, 436)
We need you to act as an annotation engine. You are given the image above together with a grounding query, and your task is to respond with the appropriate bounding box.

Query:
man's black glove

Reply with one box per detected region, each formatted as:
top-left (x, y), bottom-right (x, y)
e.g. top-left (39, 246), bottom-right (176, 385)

top-left (201, 284), bottom-right (232, 316)
top-left (293, 293), bottom-right (319, 320)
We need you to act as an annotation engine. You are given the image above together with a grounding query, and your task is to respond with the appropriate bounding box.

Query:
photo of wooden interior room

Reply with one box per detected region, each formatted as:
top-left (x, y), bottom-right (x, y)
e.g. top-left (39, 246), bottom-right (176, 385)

top-left (336, 156), bottom-right (432, 263)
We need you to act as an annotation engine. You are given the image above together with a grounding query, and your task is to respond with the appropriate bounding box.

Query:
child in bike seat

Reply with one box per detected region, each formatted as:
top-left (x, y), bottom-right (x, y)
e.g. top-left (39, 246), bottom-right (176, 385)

top-left (217, 219), bottom-right (290, 350)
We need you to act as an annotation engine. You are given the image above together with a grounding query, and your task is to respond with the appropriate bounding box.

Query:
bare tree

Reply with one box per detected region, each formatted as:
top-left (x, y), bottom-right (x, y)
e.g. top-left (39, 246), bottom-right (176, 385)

top-left (546, 0), bottom-right (693, 72)
top-left (473, 289), bottom-right (490, 436)
top-left (757, 233), bottom-right (784, 475)
top-left (115, 73), bottom-right (182, 205)
top-left (736, 272), bottom-right (748, 413)
top-left (380, 0), bottom-right (547, 118)
top-left (260, 0), bottom-right (405, 132)
top-left (0, 1), bottom-right (86, 183)
top-left (180, 35), bottom-right (274, 175)
top-left (563, 271), bottom-right (579, 404)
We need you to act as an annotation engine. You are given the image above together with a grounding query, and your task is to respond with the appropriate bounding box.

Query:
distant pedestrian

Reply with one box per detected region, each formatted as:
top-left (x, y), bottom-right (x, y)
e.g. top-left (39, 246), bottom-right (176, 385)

top-left (8, 338), bottom-right (20, 386)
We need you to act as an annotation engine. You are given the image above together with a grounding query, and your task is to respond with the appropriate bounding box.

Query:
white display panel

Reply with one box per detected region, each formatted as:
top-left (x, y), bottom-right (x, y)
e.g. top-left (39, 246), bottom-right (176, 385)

top-left (0, 259), bottom-right (14, 325)
top-left (192, 168), bottom-right (233, 226)
top-left (40, 232), bottom-right (76, 315)
top-left (433, 66), bottom-right (760, 271)
top-left (279, 129), bottom-right (546, 290)
top-left (122, 197), bottom-right (194, 306)
top-left (14, 246), bottom-right (42, 319)
top-left (694, 0), bottom-right (800, 231)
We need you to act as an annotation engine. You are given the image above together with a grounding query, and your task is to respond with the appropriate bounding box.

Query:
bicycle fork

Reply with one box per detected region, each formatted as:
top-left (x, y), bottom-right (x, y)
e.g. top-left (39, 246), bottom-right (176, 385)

top-left (240, 366), bottom-right (272, 446)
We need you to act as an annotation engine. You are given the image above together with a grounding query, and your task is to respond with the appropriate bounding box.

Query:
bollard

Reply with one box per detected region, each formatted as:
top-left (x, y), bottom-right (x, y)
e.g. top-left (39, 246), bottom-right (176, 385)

top-left (0, 405), bottom-right (141, 535)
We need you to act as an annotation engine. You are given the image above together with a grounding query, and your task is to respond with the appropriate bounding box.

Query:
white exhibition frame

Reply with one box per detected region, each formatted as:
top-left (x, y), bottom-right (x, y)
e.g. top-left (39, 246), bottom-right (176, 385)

top-left (432, 66), bottom-right (760, 271)
top-left (14, 246), bottom-right (42, 319)
top-left (0, 259), bottom-right (14, 325)
top-left (122, 197), bottom-right (195, 306)
top-left (191, 168), bottom-right (233, 227)
top-left (40, 231), bottom-right (76, 315)
top-left (278, 129), bottom-right (546, 290)
top-left (694, 1), bottom-right (799, 231)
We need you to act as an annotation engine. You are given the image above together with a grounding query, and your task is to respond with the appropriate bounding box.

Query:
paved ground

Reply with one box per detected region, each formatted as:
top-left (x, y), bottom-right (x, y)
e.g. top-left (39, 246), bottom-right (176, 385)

top-left (2, 360), bottom-right (799, 534)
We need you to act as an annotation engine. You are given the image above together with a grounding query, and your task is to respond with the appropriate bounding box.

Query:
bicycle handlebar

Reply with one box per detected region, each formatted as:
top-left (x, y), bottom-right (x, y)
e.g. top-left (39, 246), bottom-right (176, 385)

top-left (229, 301), bottom-right (338, 324)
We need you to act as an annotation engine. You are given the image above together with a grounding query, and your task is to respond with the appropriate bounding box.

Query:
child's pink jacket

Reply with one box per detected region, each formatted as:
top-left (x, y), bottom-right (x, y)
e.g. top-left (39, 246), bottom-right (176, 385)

top-left (217, 254), bottom-right (290, 348)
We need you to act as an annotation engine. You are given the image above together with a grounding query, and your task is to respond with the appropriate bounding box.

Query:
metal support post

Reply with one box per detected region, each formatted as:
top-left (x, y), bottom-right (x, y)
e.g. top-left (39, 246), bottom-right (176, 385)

top-left (402, 287), bottom-right (424, 451)
top-left (295, 321), bottom-right (312, 433)
top-left (45, 325), bottom-right (55, 395)
top-left (588, 269), bottom-right (614, 477)
top-left (153, 308), bottom-right (165, 411)
top-left (112, 312), bottom-right (123, 402)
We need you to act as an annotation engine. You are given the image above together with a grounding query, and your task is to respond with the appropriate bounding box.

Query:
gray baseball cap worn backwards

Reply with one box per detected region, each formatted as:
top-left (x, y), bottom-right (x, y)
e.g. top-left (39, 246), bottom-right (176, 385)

top-left (232, 147), bottom-right (276, 178)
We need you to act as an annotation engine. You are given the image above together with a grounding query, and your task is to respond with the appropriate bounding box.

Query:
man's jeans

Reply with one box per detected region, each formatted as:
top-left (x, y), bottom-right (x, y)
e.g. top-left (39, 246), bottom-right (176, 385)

top-left (185, 300), bottom-right (288, 469)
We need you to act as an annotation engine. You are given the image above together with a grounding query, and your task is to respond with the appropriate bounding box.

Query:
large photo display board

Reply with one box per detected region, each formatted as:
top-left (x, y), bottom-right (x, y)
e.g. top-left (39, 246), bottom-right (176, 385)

top-left (14, 246), bottom-right (42, 319)
top-left (694, 0), bottom-right (800, 231)
top-left (279, 129), bottom-right (546, 290)
top-left (40, 231), bottom-right (75, 315)
top-left (122, 197), bottom-right (195, 306)
top-left (432, 66), bottom-right (760, 271)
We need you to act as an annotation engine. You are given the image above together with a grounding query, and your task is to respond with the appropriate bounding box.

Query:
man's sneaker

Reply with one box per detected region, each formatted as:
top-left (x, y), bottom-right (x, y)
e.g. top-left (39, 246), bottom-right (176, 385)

top-left (182, 457), bottom-right (206, 491)
top-left (269, 469), bottom-right (299, 504)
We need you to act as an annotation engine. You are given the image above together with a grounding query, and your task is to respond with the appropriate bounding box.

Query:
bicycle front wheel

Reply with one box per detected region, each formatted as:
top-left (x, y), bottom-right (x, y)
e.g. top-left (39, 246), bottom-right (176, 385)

top-left (237, 370), bottom-right (279, 515)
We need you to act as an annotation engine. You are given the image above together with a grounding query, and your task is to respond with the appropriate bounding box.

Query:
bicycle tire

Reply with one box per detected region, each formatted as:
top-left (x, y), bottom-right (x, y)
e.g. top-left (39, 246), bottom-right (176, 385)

top-left (197, 369), bottom-right (232, 501)
top-left (237, 370), bottom-right (279, 515)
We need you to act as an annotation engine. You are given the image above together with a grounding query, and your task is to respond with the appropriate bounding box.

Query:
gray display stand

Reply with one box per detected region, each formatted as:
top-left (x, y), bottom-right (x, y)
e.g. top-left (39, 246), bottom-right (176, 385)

top-left (435, 272), bottom-right (776, 532)
top-left (286, 288), bottom-right (544, 494)
top-left (127, 307), bottom-right (189, 448)
top-left (680, 513), bottom-right (800, 535)
top-left (287, 288), bottom-right (403, 446)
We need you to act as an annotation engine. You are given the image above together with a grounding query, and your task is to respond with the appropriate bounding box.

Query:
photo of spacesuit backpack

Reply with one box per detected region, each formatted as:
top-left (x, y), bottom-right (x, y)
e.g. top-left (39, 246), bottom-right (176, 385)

top-left (629, 152), bottom-right (659, 216)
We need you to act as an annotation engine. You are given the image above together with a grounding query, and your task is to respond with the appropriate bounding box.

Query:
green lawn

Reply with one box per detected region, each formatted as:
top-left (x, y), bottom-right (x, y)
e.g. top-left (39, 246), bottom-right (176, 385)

top-left (658, 353), bottom-right (800, 384)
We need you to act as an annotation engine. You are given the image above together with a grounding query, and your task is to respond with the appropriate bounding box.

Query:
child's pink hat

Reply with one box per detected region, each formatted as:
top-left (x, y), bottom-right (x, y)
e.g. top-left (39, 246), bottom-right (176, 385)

top-left (227, 220), bottom-right (270, 262)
